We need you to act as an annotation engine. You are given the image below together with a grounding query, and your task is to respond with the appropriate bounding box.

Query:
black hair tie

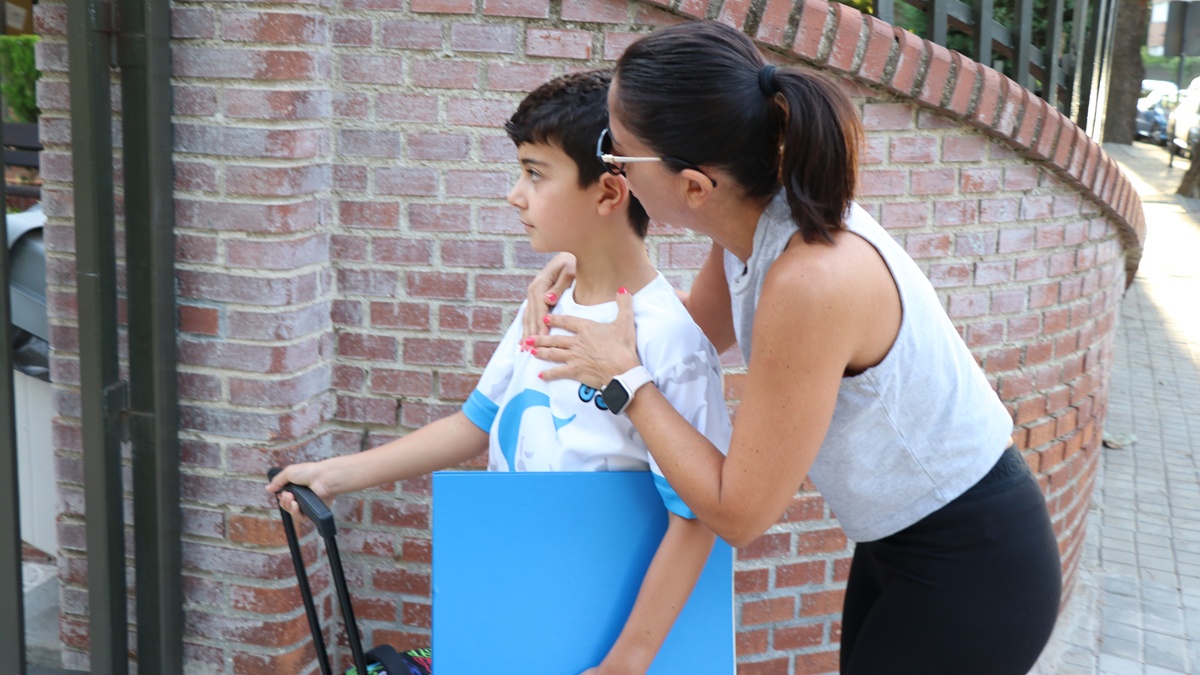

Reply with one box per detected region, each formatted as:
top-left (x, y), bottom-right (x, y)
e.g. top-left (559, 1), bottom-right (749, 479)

top-left (758, 64), bottom-right (778, 96)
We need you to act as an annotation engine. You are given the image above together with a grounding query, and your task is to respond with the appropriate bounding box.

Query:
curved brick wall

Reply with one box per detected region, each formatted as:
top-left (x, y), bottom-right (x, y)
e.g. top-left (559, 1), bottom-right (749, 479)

top-left (32, 0), bottom-right (1143, 672)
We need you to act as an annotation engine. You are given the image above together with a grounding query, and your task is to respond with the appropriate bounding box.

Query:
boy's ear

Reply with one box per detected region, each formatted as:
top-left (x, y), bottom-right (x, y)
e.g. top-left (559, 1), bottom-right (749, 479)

top-left (680, 168), bottom-right (716, 208)
top-left (595, 171), bottom-right (630, 217)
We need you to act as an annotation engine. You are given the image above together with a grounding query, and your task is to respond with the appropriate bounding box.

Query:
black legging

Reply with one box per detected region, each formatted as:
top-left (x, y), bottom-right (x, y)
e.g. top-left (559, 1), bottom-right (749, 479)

top-left (840, 446), bottom-right (1063, 674)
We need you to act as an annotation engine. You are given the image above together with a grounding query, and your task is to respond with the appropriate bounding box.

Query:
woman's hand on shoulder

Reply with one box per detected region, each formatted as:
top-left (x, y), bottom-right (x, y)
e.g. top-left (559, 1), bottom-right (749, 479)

top-left (533, 287), bottom-right (641, 389)
top-left (523, 252), bottom-right (577, 341)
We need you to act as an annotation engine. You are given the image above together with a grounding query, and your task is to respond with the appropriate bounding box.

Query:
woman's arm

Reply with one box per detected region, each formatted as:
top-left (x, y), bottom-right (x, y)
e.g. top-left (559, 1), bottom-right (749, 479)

top-left (583, 513), bottom-right (717, 675)
top-left (536, 250), bottom-right (864, 546)
top-left (266, 412), bottom-right (489, 516)
top-left (679, 243), bottom-right (737, 354)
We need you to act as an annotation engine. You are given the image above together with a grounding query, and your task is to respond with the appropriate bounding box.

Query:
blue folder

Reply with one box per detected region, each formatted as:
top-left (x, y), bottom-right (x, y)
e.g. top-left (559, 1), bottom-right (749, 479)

top-left (432, 471), bottom-right (734, 674)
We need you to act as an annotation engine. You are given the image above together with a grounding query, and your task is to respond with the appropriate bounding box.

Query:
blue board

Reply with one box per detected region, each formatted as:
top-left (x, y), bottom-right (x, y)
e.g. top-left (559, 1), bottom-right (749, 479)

top-left (432, 471), bottom-right (734, 674)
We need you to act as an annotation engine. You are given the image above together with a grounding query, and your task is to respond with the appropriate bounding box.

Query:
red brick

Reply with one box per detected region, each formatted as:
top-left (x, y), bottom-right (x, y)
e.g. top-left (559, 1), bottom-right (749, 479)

top-left (370, 369), bottom-right (434, 397)
top-left (412, 0), bottom-right (471, 12)
top-left (735, 568), bottom-right (770, 594)
top-left (776, 560), bottom-right (825, 587)
top-left (484, 0), bottom-right (551, 18)
top-left (1005, 165), bottom-right (1039, 191)
top-left (227, 234), bottom-right (327, 270)
top-left (438, 305), bottom-right (504, 333)
top-left (972, 66), bottom-right (1004, 127)
top-left (376, 168), bottom-right (439, 197)
top-left (332, 18), bottom-right (372, 46)
top-left (737, 533), bottom-right (791, 559)
top-left (795, 528), bottom-right (847, 553)
top-left (948, 53), bottom-right (979, 116)
top-left (225, 165), bottom-right (330, 198)
top-left (407, 272), bottom-right (468, 299)
top-left (333, 92), bottom-right (369, 119)
top-left (488, 62), bottom-right (556, 91)
top-left (857, 15), bottom-right (895, 82)
top-left (446, 170), bottom-right (510, 198)
top-left (526, 28), bottom-right (592, 59)
top-left (447, 98), bottom-right (512, 127)
top-left (756, 0), bottom-right (795, 47)
top-left (442, 240), bottom-right (505, 267)
top-left (794, 650), bottom-right (840, 675)
top-left (862, 102), bottom-right (914, 131)
top-left (736, 628), bottom-right (769, 655)
top-left (178, 270), bottom-right (320, 305)
top-left (936, 200), bottom-right (977, 226)
top-left (174, 47), bottom-right (327, 81)
top-left (407, 132), bottom-right (470, 161)
top-left (335, 165), bottom-right (370, 193)
top-left (340, 202), bottom-right (400, 229)
top-left (944, 135), bottom-right (987, 162)
top-left (717, 0), bottom-right (755, 29)
top-left (338, 396), bottom-right (397, 425)
top-left (738, 658), bottom-right (789, 675)
top-left (827, 3), bottom-right (865, 73)
top-left (449, 24), bottom-right (518, 54)
top-left (562, 0), bottom-right (627, 23)
top-left (879, 201), bottom-right (929, 229)
top-left (174, 85), bottom-right (219, 116)
top-left (858, 169), bottom-right (907, 197)
top-left (180, 305), bottom-right (220, 336)
top-left (404, 338), bottom-right (465, 366)
top-left (742, 596), bottom-right (795, 625)
top-left (1033, 109), bottom-right (1063, 161)
top-left (222, 11), bottom-right (326, 44)
top-left (890, 136), bottom-right (938, 163)
top-left (776, 623), bottom-right (824, 650)
top-left (799, 589), bottom-right (844, 616)
top-left (339, 333), bottom-right (398, 361)
top-left (374, 568), bottom-right (431, 595)
top-left (912, 168), bottom-right (956, 195)
top-left (887, 27), bottom-right (924, 95)
top-left (918, 41), bottom-right (954, 106)
top-left (224, 89), bottom-right (331, 120)
top-left (928, 263), bottom-right (971, 288)
top-left (174, 161), bottom-right (218, 192)
top-left (948, 293), bottom-right (989, 318)
top-left (476, 274), bottom-right (534, 301)
top-left (370, 303), bottom-right (430, 330)
top-left (375, 237), bottom-right (434, 264)
top-left (791, 0), bottom-right (831, 62)
top-left (342, 55), bottom-right (406, 85)
top-left (408, 204), bottom-right (471, 233)
top-left (377, 94), bottom-right (439, 123)
top-left (412, 59), bottom-right (480, 89)
top-left (173, 8), bottom-right (215, 39)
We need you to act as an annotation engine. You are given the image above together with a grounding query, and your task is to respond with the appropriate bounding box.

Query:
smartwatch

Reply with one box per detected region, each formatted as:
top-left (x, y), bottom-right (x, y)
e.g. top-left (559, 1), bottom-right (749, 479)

top-left (601, 365), bottom-right (654, 415)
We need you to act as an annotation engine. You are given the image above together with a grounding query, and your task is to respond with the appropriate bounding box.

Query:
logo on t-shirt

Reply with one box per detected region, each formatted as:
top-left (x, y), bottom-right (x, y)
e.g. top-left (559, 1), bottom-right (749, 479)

top-left (496, 389), bottom-right (575, 471)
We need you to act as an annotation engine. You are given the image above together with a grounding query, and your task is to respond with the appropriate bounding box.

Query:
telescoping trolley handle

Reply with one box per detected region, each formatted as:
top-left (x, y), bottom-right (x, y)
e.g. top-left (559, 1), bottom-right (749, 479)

top-left (268, 468), bottom-right (371, 675)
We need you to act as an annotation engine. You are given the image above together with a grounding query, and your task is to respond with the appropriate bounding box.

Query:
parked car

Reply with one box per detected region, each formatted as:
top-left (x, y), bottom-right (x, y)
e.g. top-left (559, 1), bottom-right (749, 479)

top-left (1136, 87), bottom-right (1179, 145)
top-left (1167, 89), bottom-right (1200, 158)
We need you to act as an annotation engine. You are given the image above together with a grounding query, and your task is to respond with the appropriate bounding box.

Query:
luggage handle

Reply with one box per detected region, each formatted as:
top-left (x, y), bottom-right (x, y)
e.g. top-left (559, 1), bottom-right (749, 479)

top-left (268, 467), bottom-right (337, 539)
top-left (267, 468), bottom-right (370, 675)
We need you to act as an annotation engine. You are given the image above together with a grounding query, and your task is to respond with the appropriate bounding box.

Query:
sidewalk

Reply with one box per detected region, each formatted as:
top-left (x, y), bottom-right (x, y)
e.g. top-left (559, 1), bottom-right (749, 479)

top-left (1031, 141), bottom-right (1200, 675)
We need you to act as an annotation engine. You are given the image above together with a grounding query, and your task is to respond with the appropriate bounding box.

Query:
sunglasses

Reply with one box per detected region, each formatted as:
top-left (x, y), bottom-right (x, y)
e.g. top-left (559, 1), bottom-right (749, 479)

top-left (596, 128), bottom-right (717, 187)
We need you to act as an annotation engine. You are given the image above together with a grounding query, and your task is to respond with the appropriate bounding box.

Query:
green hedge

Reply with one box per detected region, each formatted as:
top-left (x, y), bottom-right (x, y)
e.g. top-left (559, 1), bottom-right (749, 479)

top-left (0, 35), bottom-right (39, 123)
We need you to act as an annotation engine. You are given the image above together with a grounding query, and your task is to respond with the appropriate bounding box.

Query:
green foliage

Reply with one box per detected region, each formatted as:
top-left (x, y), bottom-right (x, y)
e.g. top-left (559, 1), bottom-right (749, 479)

top-left (0, 35), bottom-right (40, 123)
top-left (1142, 46), bottom-right (1200, 87)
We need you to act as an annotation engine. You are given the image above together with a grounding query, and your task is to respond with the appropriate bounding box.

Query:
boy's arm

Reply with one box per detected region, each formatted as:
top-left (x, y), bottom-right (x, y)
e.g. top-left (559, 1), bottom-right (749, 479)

top-left (589, 513), bottom-right (717, 675)
top-left (266, 411), bottom-right (488, 514)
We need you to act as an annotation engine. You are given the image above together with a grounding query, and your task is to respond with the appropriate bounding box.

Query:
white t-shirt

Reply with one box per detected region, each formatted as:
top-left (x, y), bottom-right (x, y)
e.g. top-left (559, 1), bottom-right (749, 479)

top-left (462, 274), bottom-right (732, 519)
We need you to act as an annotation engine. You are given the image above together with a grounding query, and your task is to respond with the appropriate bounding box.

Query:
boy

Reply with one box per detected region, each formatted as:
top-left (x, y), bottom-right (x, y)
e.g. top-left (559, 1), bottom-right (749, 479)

top-left (267, 70), bottom-right (732, 674)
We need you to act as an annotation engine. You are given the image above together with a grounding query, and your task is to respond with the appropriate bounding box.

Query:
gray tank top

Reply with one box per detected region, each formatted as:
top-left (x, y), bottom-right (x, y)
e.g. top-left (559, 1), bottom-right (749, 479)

top-left (724, 194), bottom-right (1013, 542)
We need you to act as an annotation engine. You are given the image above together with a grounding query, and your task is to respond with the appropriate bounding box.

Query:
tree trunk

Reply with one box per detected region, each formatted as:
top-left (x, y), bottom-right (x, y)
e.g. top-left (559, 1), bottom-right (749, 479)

top-left (1176, 141), bottom-right (1200, 197)
top-left (1102, 0), bottom-right (1149, 143)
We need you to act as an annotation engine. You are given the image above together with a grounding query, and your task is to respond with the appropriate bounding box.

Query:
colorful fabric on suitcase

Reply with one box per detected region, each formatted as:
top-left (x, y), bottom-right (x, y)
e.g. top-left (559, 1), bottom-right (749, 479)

top-left (399, 647), bottom-right (432, 674)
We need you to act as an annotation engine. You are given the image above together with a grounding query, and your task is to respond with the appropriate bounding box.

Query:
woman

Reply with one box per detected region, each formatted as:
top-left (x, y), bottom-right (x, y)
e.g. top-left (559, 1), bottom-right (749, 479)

top-left (525, 20), bottom-right (1062, 674)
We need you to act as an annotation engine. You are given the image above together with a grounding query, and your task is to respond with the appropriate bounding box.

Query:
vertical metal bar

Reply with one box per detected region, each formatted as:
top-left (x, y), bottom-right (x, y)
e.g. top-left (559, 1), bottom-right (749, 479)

top-left (116, 0), bottom-right (182, 669)
top-left (0, 104), bottom-right (28, 675)
top-left (975, 0), bottom-right (994, 67)
top-left (930, 0), bottom-right (949, 46)
top-left (1089, 0), bottom-right (1113, 135)
top-left (1069, 0), bottom-right (1093, 124)
top-left (1087, 0), bottom-right (1117, 137)
top-left (875, 0), bottom-right (895, 24)
top-left (1045, 0), bottom-right (1066, 109)
top-left (68, 0), bottom-right (128, 672)
top-left (1014, 0), bottom-right (1034, 89)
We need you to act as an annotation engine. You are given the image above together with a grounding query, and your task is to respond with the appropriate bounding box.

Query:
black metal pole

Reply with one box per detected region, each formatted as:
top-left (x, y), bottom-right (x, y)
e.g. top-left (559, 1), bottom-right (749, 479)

top-left (116, 0), bottom-right (182, 669)
top-left (0, 97), bottom-right (28, 675)
top-left (67, 0), bottom-right (128, 672)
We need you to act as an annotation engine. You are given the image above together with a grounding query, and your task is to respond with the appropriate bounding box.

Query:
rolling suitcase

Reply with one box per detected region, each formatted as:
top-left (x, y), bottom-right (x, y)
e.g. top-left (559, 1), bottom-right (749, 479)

top-left (268, 468), bottom-right (433, 675)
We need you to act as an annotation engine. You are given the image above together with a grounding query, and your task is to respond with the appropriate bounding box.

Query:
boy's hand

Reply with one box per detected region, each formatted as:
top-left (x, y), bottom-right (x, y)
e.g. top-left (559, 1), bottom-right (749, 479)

top-left (523, 253), bottom-right (577, 341)
top-left (265, 462), bottom-right (334, 519)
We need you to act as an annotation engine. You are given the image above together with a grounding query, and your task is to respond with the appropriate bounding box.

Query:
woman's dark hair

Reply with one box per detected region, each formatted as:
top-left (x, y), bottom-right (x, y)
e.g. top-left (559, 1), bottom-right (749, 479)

top-left (613, 21), bottom-right (861, 243)
top-left (506, 69), bottom-right (650, 237)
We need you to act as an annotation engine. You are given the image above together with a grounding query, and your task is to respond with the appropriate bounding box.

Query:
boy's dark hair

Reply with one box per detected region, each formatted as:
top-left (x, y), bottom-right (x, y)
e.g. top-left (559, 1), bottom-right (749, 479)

top-left (506, 70), bottom-right (650, 238)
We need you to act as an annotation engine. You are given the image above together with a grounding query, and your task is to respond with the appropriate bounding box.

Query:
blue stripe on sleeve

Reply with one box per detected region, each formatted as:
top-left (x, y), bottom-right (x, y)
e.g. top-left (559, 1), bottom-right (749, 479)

top-left (653, 471), bottom-right (696, 520)
top-left (462, 389), bottom-right (500, 432)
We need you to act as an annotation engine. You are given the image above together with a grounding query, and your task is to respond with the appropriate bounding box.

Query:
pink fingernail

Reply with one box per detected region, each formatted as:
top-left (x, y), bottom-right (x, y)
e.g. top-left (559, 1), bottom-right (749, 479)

top-left (524, 337), bottom-right (535, 345)
top-left (543, 316), bottom-right (551, 325)
top-left (537, 372), bottom-right (544, 379)
top-left (530, 347), bottom-right (538, 356)
top-left (545, 292), bottom-right (557, 302)
top-left (618, 287), bottom-right (628, 295)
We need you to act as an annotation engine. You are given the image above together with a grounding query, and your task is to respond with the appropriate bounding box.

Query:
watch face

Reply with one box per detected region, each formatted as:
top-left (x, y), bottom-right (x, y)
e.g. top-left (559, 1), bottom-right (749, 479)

top-left (601, 379), bottom-right (630, 414)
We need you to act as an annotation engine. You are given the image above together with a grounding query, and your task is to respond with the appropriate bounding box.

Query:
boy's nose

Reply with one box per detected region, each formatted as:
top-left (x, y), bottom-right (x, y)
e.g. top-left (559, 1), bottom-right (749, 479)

top-left (506, 182), bottom-right (523, 208)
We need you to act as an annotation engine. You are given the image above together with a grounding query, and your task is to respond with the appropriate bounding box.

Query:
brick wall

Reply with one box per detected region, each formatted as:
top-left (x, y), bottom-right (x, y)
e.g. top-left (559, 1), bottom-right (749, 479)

top-left (36, 0), bottom-right (1143, 673)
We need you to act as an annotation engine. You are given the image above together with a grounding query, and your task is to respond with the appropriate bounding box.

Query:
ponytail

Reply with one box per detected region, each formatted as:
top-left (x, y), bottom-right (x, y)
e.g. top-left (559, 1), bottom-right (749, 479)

top-left (614, 21), bottom-right (861, 244)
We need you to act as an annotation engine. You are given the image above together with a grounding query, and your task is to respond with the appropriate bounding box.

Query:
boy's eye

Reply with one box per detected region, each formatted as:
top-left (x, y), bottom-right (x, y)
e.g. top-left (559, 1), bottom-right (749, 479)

top-left (526, 168), bottom-right (542, 181)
